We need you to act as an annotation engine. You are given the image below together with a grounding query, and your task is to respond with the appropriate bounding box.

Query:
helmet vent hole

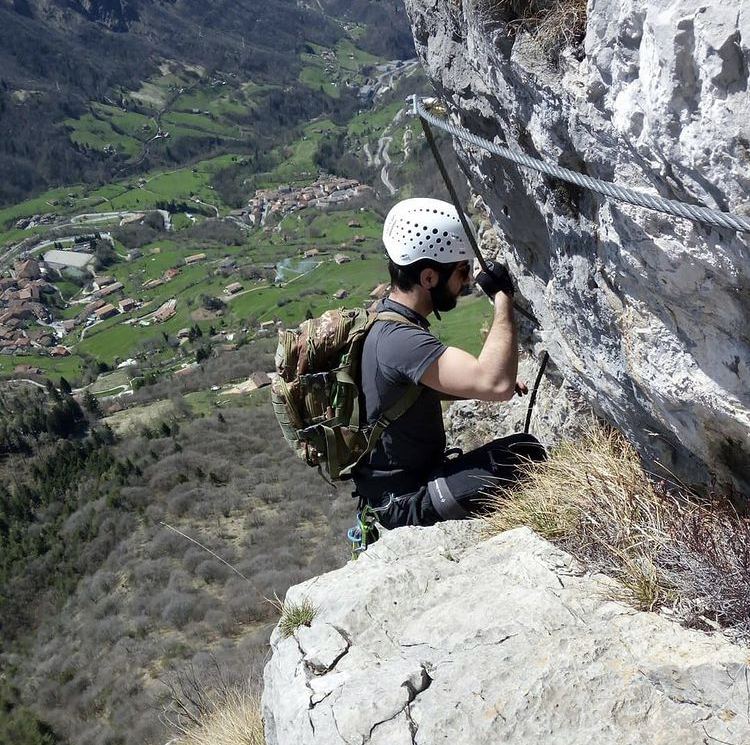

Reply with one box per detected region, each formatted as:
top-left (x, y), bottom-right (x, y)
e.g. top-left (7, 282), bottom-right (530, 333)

top-left (436, 238), bottom-right (441, 244)
top-left (446, 241), bottom-right (452, 246)
top-left (443, 231), bottom-right (448, 236)
top-left (432, 228), bottom-right (438, 234)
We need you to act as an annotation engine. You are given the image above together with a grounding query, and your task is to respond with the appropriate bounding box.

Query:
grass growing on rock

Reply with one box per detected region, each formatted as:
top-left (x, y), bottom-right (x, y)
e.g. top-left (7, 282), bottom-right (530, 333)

top-left (275, 595), bottom-right (318, 638)
top-left (161, 667), bottom-right (264, 745)
top-left (484, 424), bottom-right (750, 638)
top-left (481, 0), bottom-right (587, 59)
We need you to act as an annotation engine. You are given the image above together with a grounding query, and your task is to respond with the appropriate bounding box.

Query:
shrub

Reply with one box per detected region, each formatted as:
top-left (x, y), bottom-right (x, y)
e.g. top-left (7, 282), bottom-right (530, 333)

top-left (484, 423), bottom-right (750, 637)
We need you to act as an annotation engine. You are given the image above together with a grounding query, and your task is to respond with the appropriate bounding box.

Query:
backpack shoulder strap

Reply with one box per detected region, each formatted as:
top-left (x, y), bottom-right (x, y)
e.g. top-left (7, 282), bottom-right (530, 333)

top-left (338, 384), bottom-right (423, 479)
top-left (374, 310), bottom-right (425, 330)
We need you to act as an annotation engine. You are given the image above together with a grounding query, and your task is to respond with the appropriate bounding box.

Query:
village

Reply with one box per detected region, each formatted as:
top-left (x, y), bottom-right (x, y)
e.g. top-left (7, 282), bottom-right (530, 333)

top-left (0, 248), bottom-right (200, 373)
top-left (0, 227), bottom-right (392, 379)
top-left (238, 174), bottom-right (373, 225)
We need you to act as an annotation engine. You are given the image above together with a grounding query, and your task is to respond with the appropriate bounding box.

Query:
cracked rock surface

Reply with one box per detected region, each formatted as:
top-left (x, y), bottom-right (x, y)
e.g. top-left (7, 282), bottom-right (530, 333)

top-left (262, 523), bottom-right (750, 744)
top-left (405, 0), bottom-right (750, 494)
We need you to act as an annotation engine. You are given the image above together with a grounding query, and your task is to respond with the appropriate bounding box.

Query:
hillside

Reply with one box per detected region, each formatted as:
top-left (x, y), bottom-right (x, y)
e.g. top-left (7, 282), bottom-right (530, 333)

top-left (0, 0), bottom-right (415, 204)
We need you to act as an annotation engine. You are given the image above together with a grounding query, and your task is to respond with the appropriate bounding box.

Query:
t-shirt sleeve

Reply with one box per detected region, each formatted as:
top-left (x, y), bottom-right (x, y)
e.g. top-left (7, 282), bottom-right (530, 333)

top-left (377, 323), bottom-right (446, 386)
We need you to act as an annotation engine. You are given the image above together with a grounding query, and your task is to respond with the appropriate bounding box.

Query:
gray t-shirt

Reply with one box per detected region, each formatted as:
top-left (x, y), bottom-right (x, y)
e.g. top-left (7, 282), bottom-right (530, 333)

top-left (352, 298), bottom-right (447, 499)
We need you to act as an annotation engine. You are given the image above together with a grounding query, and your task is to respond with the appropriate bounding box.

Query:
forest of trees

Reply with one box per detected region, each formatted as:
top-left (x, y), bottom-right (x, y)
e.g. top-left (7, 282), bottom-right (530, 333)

top-left (0, 381), bottom-right (353, 745)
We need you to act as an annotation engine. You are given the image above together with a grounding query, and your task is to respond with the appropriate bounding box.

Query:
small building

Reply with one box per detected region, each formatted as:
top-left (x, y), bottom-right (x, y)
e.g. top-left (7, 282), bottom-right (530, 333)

top-left (184, 253), bottom-right (206, 265)
top-left (127, 248), bottom-right (142, 261)
top-left (153, 300), bottom-right (177, 323)
top-left (15, 259), bottom-right (41, 280)
top-left (220, 343), bottom-right (238, 352)
top-left (95, 304), bottom-right (118, 321)
top-left (259, 320), bottom-right (276, 332)
top-left (247, 371), bottom-right (271, 390)
top-left (95, 282), bottom-right (124, 298)
top-left (334, 253), bottom-right (352, 264)
top-left (150, 246), bottom-right (162, 254)
top-left (143, 278), bottom-right (164, 289)
top-left (119, 298), bottom-right (137, 313)
top-left (177, 327), bottom-right (192, 339)
top-left (353, 234), bottom-right (366, 243)
top-left (333, 289), bottom-right (348, 300)
top-left (84, 299), bottom-right (105, 316)
top-left (50, 346), bottom-right (70, 357)
top-left (164, 268), bottom-right (180, 281)
top-left (348, 220), bottom-right (361, 228)
top-left (303, 248), bottom-right (320, 258)
top-left (93, 275), bottom-right (114, 290)
top-left (219, 258), bottom-right (237, 270)
top-left (43, 249), bottom-right (95, 272)
top-left (224, 282), bottom-right (244, 295)
top-left (14, 365), bottom-right (41, 375)
top-left (174, 364), bottom-right (196, 376)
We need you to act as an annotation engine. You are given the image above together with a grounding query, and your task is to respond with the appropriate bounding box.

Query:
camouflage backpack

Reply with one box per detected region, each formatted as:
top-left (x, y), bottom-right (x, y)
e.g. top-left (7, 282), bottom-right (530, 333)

top-left (271, 307), bottom-right (422, 481)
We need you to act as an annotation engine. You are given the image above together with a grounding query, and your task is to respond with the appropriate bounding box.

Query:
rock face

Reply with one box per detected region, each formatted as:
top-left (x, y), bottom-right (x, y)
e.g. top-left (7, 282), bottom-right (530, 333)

top-left (405, 0), bottom-right (750, 495)
top-left (262, 524), bottom-right (750, 744)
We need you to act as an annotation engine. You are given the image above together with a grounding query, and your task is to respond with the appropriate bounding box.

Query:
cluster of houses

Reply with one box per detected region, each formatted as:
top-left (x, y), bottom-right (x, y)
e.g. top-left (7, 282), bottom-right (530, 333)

top-left (241, 175), bottom-right (373, 225)
top-left (14, 213), bottom-right (57, 230)
top-left (0, 259), bottom-right (69, 357)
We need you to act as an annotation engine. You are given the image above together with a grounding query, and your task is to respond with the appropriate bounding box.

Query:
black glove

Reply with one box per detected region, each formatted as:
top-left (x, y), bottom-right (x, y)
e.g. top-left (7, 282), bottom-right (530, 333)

top-left (476, 259), bottom-right (514, 299)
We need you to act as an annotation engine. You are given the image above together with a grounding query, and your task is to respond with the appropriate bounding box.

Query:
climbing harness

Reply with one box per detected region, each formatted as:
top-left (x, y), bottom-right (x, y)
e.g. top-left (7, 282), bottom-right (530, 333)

top-left (413, 96), bottom-right (750, 234)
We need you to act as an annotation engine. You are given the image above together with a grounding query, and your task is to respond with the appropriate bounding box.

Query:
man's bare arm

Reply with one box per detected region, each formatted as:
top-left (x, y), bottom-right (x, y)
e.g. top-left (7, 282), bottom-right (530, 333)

top-left (419, 293), bottom-right (518, 401)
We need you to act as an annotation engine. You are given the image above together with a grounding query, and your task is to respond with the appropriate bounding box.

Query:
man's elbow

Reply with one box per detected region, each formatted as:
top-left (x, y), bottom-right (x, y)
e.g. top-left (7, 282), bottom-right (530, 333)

top-left (476, 376), bottom-right (515, 402)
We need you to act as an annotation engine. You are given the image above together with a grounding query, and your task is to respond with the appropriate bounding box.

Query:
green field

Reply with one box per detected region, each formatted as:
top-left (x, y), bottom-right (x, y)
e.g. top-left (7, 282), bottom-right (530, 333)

top-left (299, 38), bottom-right (383, 99)
top-left (0, 353), bottom-right (85, 378)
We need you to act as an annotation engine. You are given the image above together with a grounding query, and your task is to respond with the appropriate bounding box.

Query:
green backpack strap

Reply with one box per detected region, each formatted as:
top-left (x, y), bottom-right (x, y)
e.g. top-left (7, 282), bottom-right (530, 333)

top-left (374, 310), bottom-right (424, 329)
top-left (338, 383), bottom-right (423, 479)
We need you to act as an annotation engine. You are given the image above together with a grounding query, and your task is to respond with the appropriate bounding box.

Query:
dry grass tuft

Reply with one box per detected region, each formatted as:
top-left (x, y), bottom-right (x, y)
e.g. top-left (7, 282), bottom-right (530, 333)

top-left (172, 688), bottom-right (265, 745)
top-left (480, 0), bottom-right (588, 59)
top-left (484, 423), bottom-right (750, 636)
top-left (270, 594), bottom-right (318, 638)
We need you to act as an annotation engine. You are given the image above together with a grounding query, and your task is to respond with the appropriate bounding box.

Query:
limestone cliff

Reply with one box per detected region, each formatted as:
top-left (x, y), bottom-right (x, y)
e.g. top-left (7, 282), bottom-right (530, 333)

top-left (405, 0), bottom-right (750, 494)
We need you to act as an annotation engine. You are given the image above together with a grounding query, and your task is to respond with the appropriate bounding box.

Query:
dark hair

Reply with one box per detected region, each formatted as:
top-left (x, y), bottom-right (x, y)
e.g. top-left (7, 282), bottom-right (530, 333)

top-left (388, 258), bottom-right (456, 291)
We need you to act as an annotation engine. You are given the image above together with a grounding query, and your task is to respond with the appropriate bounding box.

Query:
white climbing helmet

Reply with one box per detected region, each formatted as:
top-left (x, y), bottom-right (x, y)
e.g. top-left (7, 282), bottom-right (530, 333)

top-left (382, 198), bottom-right (474, 266)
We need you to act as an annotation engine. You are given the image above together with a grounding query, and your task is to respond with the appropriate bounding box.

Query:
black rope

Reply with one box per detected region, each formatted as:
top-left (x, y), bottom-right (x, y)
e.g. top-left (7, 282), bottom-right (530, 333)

top-left (419, 113), bottom-right (549, 436)
top-left (524, 351), bottom-right (549, 435)
top-left (420, 117), bottom-right (490, 272)
top-left (420, 117), bottom-right (538, 326)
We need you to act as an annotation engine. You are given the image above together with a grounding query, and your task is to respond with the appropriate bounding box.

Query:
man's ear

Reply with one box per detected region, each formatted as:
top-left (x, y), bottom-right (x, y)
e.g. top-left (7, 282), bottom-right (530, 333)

top-left (419, 268), bottom-right (437, 289)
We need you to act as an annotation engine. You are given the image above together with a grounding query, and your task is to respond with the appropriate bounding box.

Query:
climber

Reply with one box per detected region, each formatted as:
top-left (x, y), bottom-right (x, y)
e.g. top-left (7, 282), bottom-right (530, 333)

top-left (351, 197), bottom-right (546, 529)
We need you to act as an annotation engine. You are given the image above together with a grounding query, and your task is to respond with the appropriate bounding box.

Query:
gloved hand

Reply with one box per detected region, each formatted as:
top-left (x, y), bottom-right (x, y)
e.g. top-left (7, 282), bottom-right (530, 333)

top-left (476, 259), bottom-right (514, 299)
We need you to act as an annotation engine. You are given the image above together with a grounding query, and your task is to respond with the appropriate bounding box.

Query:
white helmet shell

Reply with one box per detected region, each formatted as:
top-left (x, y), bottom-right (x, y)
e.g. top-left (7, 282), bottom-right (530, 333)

top-left (383, 198), bottom-right (473, 266)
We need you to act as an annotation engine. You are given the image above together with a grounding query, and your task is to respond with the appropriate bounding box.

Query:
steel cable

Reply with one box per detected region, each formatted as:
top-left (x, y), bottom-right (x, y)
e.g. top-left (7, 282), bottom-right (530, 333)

top-left (414, 97), bottom-right (750, 234)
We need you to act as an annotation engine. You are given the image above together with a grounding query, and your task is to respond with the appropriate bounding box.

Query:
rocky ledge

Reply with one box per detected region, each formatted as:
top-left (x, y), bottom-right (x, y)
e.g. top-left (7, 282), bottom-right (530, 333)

top-left (262, 523), bottom-right (750, 744)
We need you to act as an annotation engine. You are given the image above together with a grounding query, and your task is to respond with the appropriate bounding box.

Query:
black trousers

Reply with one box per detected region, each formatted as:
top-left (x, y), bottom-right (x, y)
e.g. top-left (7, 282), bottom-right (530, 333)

top-left (371, 433), bottom-right (546, 529)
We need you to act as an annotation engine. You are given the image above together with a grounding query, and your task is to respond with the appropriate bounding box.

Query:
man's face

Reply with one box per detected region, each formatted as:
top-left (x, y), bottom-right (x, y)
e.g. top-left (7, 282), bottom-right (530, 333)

top-left (432, 261), bottom-right (470, 312)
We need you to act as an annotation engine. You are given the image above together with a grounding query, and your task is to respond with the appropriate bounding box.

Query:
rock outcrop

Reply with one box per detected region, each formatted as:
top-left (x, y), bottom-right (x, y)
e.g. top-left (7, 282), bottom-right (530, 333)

top-left (405, 0), bottom-right (750, 495)
top-left (263, 523), bottom-right (750, 744)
